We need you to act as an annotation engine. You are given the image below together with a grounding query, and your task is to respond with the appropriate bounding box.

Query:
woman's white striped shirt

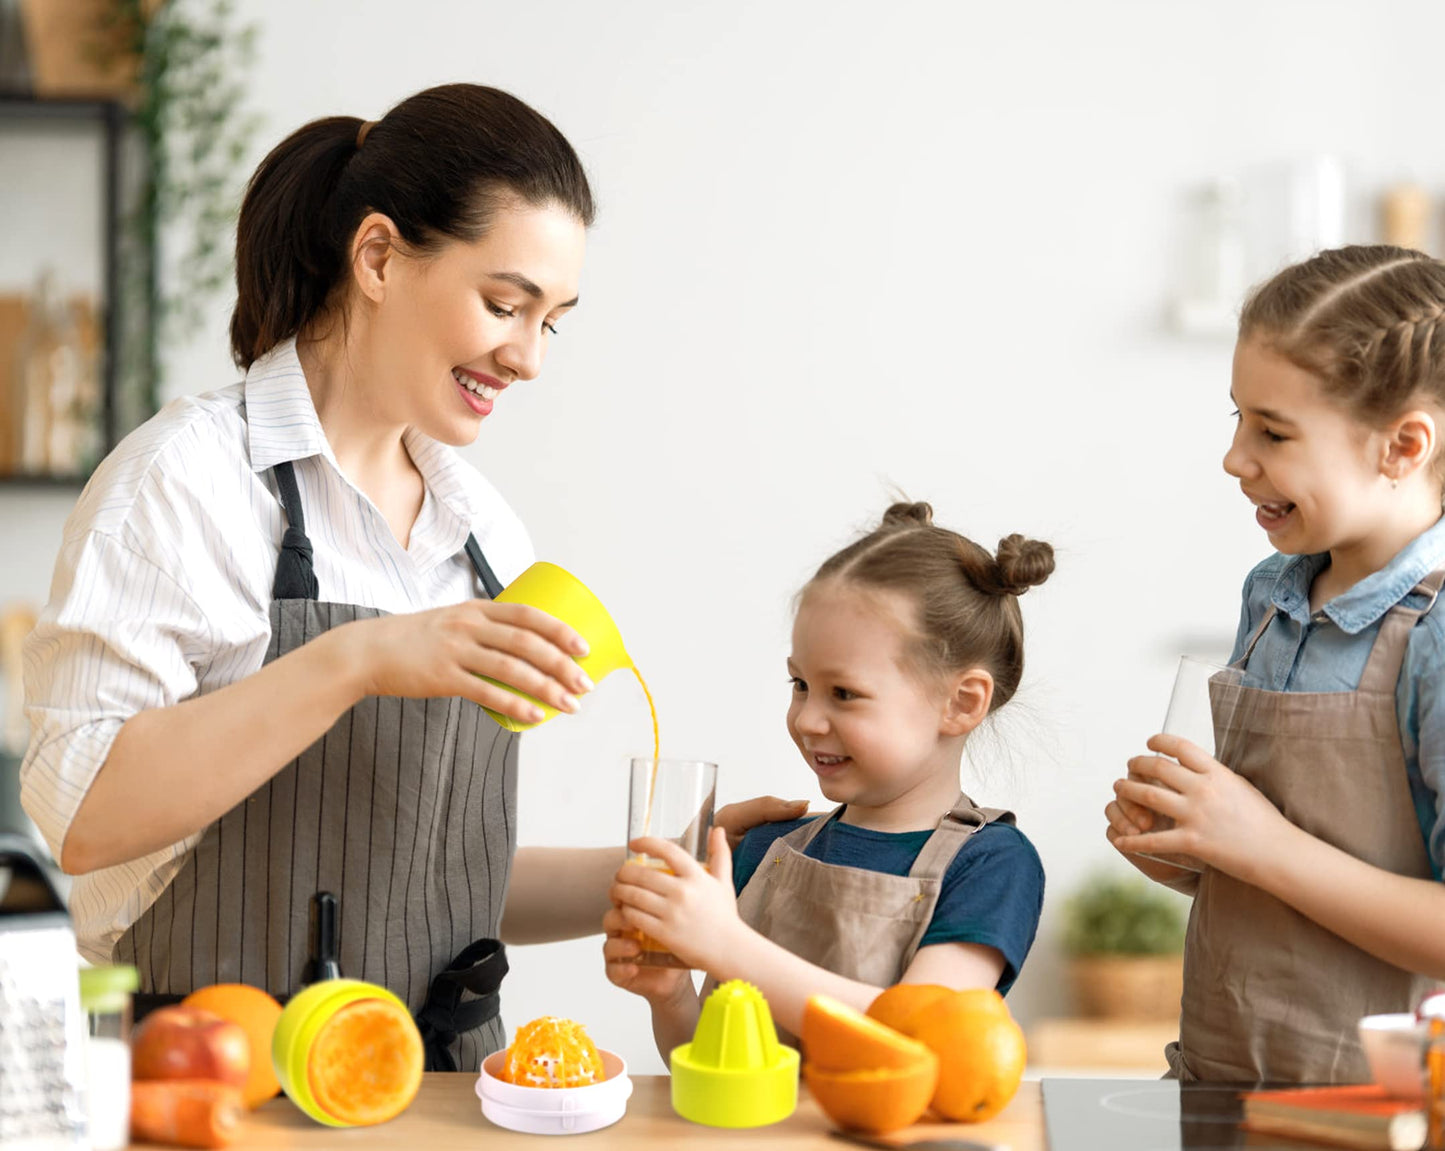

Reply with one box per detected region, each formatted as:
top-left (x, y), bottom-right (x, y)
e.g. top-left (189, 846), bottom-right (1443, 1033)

top-left (20, 338), bottom-right (535, 962)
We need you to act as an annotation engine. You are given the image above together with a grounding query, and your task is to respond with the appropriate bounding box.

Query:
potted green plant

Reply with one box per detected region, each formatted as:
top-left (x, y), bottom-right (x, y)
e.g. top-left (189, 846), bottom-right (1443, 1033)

top-left (1061, 870), bottom-right (1189, 1021)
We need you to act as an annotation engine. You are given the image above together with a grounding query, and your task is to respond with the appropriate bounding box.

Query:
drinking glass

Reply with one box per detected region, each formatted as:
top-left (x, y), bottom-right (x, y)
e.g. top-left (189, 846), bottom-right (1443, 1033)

top-left (625, 758), bottom-right (718, 968)
top-left (1133, 655), bottom-right (1241, 872)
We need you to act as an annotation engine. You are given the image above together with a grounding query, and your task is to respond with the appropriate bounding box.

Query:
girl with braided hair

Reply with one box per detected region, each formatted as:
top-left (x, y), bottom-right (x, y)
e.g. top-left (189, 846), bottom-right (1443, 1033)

top-left (1108, 245), bottom-right (1445, 1082)
top-left (603, 502), bottom-right (1051, 1054)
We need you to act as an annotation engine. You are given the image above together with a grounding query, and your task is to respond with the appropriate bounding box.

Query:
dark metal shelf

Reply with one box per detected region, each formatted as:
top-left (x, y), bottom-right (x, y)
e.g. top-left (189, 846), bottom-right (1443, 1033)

top-left (0, 93), bottom-right (143, 481)
top-left (0, 93), bottom-right (128, 122)
top-left (0, 472), bottom-right (90, 488)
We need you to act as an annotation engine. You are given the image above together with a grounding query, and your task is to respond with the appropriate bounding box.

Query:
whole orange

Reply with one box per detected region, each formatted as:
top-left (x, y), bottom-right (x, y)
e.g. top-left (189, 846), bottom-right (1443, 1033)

top-left (905, 993), bottom-right (1026, 1123)
top-left (865, 983), bottom-right (954, 1034)
top-left (181, 983), bottom-right (284, 1108)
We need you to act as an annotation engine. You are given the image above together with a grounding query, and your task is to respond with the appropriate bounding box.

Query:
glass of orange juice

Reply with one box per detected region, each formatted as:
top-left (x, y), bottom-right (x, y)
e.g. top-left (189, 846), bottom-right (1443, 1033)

top-left (626, 758), bottom-right (718, 968)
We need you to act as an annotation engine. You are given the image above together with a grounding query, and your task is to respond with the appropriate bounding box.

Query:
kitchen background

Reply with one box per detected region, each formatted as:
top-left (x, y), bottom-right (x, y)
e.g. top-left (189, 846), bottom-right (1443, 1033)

top-left (3, 0), bottom-right (1443, 1076)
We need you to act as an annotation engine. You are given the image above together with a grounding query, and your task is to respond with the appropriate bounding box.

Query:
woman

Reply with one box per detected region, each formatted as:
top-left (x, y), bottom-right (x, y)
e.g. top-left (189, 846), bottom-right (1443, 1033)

top-left (21, 83), bottom-right (797, 1072)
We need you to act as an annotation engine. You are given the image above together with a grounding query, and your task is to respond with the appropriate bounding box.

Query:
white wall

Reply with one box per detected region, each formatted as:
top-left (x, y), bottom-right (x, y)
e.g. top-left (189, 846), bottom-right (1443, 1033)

top-left (6, 0), bottom-right (1445, 1074)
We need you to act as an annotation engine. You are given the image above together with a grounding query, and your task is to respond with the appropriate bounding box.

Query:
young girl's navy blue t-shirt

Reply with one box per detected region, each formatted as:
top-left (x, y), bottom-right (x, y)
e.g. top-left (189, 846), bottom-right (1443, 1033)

top-left (732, 813), bottom-right (1045, 994)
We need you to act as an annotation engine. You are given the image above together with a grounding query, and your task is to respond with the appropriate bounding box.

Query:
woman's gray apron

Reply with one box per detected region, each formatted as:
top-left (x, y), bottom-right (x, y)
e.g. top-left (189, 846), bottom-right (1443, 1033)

top-left (117, 459), bottom-right (517, 1072)
top-left (734, 793), bottom-right (1014, 1045)
top-left (1167, 567), bottom-right (1445, 1083)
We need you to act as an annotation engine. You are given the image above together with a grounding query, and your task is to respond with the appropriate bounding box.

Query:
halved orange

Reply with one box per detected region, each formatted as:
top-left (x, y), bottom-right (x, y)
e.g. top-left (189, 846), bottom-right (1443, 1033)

top-left (305, 998), bottom-right (423, 1126)
top-left (802, 994), bottom-right (938, 1074)
top-left (803, 1062), bottom-right (939, 1133)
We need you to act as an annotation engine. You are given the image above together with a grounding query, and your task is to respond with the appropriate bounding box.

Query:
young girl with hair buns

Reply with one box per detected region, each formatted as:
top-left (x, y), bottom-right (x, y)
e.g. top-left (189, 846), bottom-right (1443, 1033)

top-left (604, 502), bottom-right (1051, 1054)
top-left (1108, 245), bottom-right (1445, 1083)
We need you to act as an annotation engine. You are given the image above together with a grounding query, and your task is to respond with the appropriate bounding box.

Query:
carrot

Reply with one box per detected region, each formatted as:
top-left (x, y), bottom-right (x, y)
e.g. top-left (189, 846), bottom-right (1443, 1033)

top-left (130, 1079), bottom-right (245, 1148)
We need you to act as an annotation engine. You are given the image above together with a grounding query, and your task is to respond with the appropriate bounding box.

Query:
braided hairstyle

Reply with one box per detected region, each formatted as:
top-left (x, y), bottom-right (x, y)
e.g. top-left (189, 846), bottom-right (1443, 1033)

top-left (807, 502), bottom-right (1055, 712)
top-left (1239, 247), bottom-right (1445, 459)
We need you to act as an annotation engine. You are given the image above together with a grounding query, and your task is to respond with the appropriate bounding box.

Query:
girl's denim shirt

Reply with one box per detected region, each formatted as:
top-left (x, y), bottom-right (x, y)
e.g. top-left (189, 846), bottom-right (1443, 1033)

top-left (1232, 514), bottom-right (1445, 879)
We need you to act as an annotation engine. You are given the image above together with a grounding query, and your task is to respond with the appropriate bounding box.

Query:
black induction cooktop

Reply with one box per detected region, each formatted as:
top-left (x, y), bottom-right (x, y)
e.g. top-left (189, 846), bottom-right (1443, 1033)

top-left (1042, 1078), bottom-right (1333, 1150)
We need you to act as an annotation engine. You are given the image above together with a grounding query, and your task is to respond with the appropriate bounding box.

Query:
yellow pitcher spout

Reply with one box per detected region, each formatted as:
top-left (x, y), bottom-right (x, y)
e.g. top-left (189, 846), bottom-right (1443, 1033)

top-left (481, 562), bottom-right (633, 732)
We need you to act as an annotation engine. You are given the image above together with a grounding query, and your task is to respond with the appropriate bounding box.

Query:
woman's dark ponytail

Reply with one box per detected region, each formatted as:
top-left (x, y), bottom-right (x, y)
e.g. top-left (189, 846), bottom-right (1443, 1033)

top-left (230, 117), bottom-right (362, 370)
top-left (229, 86), bottom-right (595, 370)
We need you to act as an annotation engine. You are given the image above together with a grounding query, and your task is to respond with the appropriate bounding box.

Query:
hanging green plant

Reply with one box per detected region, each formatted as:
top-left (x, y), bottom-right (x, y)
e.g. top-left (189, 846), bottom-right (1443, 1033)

top-left (106, 0), bottom-right (258, 426)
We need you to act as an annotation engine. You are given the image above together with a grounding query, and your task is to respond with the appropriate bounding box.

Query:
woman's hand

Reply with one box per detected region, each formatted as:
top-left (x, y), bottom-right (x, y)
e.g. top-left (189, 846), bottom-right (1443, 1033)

top-left (600, 905), bottom-right (694, 1004)
top-left (337, 600), bottom-right (593, 724)
top-left (1111, 732), bottom-right (1291, 883)
top-left (713, 796), bottom-right (810, 850)
top-left (611, 828), bottom-right (743, 973)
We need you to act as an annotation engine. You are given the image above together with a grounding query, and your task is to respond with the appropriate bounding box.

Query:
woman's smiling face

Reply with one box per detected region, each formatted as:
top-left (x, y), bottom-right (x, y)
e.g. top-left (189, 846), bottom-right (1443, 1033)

top-left (363, 197), bottom-right (586, 445)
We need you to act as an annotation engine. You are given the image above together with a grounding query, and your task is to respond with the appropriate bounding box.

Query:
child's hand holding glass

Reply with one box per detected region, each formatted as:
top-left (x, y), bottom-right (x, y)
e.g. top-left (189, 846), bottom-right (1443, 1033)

top-left (1112, 730), bottom-right (1292, 882)
top-left (609, 828), bottom-right (742, 975)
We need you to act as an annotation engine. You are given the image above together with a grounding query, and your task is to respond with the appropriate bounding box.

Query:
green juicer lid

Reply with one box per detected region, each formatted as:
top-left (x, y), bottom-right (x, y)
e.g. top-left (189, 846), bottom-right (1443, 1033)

top-left (78, 964), bottom-right (139, 1013)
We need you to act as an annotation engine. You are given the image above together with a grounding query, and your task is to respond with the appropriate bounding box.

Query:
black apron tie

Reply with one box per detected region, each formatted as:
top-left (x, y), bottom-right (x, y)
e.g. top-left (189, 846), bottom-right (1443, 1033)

top-left (271, 460), bottom-right (320, 600)
top-left (414, 938), bottom-right (509, 1071)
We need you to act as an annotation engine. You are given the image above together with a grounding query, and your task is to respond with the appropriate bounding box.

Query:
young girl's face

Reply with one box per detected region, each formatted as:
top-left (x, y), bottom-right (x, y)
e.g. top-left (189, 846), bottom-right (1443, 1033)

top-left (786, 581), bottom-right (958, 808)
top-left (1223, 338), bottom-right (1393, 559)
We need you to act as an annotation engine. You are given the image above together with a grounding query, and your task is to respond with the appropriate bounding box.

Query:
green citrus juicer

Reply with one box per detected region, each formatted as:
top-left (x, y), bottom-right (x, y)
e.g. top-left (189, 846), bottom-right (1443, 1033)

top-left (480, 562), bottom-right (634, 732)
top-left (670, 979), bottom-right (799, 1127)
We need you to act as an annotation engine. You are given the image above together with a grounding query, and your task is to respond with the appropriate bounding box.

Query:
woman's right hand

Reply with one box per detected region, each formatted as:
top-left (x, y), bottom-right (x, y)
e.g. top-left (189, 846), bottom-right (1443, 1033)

top-left (338, 600), bottom-right (594, 724)
top-left (601, 905), bottom-right (692, 1004)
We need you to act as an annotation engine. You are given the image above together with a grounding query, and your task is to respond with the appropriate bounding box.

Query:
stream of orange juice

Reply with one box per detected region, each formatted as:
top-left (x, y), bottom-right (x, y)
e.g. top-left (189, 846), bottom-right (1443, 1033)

top-left (628, 666), bottom-right (683, 963)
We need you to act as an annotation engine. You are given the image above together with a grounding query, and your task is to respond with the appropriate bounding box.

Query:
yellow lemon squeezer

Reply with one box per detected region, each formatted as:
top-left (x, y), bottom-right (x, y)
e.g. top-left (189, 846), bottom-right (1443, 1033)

top-left (671, 979), bottom-right (800, 1128)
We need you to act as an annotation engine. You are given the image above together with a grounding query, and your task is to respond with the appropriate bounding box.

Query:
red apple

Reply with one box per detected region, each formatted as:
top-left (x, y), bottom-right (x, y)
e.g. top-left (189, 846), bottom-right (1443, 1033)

top-left (131, 1006), bottom-right (251, 1090)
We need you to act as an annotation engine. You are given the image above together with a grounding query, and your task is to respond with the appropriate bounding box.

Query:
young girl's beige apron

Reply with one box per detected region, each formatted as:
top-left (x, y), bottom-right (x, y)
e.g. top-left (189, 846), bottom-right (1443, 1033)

top-left (1168, 568), bottom-right (1445, 1083)
top-left (734, 793), bottom-right (1013, 1043)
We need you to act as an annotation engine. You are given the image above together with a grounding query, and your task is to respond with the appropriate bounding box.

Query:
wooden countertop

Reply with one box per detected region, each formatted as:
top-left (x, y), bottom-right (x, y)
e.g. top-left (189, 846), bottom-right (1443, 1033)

top-left (152, 1075), bottom-right (1044, 1149)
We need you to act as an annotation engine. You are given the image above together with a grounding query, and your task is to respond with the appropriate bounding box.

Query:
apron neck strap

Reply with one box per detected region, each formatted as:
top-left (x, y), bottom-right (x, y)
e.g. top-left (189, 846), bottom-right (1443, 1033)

top-left (790, 806), bottom-right (844, 851)
top-left (907, 792), bottom-right (1015, 881)
top-left (1357, 565), bottom-right (1445, 694)
top-left (269, 462), bottom-right (504, 602)
top-left (1236, 606), bottom-right (1277, 668)
top-left (464, 535), bottom-right (504, 600)
top-left (271, 460), bottom-right (319, 601)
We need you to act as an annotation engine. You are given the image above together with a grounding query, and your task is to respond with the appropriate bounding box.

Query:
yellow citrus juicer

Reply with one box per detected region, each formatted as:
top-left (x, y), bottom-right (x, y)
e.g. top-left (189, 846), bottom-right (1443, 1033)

top-left (271, 978), bottom-right (422, 1127)
top-left (671, 979), bottom-right (799, 1128)
top-left (480, 561), bottom-right (634, 732)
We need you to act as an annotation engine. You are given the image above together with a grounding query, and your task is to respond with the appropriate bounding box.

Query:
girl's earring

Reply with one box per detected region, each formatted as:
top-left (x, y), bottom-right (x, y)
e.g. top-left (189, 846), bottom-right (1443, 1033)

top-left (1392, 478), bottom-right (1400, 490)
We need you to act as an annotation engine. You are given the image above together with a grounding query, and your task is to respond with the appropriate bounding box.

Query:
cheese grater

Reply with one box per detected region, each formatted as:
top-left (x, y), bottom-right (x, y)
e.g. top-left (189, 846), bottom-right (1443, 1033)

top-left (0, 833), bottom-right (87, 1148)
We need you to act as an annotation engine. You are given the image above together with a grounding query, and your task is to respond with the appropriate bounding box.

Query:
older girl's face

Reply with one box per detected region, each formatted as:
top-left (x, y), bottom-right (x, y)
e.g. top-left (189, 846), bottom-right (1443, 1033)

top-left (1222, 338), bottom-right (1394, 562)
top-left (365, 199), bottom-right (586, 445)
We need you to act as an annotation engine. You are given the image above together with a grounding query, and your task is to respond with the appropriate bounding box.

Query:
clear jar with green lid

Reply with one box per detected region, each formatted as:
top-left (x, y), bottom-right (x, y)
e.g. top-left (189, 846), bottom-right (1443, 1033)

top-left (78, 964), bottom-right (139, 1151)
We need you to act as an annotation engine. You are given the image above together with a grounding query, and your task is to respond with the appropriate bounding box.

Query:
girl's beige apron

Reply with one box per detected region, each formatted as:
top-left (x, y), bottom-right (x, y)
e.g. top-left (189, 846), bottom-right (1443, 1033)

top-left (1168, 568), bottom-right (1445, 1082)
top-left (115, 460), bottom-right (516, 1072)
top-left (735, 794), bottom-right (1013, 1043)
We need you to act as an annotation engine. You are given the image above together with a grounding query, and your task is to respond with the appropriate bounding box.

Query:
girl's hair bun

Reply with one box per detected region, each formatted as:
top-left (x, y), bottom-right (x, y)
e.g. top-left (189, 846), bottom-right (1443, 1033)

top-left (881, 501), bottom-right (934, 529)
top-left (992, 534), bottom-right (1055, 596)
